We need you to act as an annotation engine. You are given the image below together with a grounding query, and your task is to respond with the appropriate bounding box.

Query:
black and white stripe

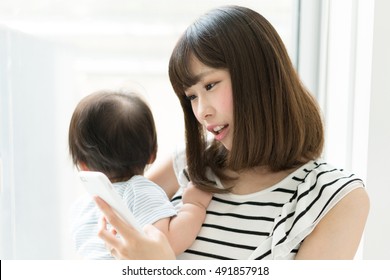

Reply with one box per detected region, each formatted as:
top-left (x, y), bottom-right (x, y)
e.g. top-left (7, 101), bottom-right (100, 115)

top-left (172, 159), bottom-right (364, 260)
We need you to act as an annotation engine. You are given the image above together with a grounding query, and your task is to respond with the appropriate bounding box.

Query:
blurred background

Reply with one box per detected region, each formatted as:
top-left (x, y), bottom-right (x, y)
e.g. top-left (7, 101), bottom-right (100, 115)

top-left (0, 0), bottom-right (389, 259)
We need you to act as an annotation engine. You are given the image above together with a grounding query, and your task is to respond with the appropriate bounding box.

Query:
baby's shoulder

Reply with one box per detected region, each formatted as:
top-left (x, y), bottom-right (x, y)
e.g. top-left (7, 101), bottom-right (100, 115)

top-left (119, 176), bottom-right (169, 199)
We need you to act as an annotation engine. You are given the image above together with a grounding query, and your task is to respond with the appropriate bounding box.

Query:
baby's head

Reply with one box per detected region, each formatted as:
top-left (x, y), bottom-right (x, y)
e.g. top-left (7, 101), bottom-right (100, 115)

top-left (68, 90), bottom-right (157, 181)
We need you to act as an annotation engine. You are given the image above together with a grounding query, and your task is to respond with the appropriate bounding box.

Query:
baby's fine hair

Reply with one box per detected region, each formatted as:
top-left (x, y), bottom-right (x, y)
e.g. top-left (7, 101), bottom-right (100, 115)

top-left (68, 90), bottom-right (157, 181)
top-left (169, 5), bottom-right (324, 192)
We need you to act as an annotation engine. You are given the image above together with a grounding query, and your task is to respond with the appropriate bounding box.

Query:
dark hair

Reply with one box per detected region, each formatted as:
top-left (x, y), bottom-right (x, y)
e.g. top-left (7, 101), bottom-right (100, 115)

top-left (68, 90), bottom-right (157, 182)
top-left (169, 5), bottom-right (324, 193)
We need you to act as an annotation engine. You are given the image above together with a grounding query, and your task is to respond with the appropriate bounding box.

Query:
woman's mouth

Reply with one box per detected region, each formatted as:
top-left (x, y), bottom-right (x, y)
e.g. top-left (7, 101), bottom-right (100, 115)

top-left (208, 124), bottom-right (229, 141)
top-left (213, 125), bottom-right (227, 135)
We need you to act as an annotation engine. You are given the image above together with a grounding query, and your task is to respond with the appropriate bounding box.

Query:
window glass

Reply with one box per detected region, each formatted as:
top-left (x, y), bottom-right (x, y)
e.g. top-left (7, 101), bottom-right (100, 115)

top-left (0, 0), bottom-right (295, 259)
top-left (0, 0), bottom-right (294, 158)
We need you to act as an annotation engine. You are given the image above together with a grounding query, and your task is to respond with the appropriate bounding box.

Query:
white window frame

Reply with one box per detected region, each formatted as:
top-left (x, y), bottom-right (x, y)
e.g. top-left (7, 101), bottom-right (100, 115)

top-left (297, 0), bottom-right (390, 259)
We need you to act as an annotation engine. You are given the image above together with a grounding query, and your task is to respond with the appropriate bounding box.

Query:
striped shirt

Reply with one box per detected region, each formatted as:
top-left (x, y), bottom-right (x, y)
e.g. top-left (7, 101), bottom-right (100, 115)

top-left (70, 175), bottom-right (177, 260)
top-left (172, 150), bottom-right (364, 260)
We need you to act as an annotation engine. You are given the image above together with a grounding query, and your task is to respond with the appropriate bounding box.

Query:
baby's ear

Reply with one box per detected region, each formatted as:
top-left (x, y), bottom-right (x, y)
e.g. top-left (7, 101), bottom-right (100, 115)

top-left (78, 161), bottom-right (90, 171)
top-left (147, 152), bottom-right (157, 165)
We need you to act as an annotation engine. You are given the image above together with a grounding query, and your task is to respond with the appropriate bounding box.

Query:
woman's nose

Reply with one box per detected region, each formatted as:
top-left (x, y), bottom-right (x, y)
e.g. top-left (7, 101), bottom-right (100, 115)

top-left (197, 96), bottom-right (213, 120)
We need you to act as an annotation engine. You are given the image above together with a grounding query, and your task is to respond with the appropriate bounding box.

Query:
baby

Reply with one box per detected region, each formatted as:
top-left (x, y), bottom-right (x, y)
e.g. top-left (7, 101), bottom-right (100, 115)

top-left (68, 89), bottom-right (211, 259)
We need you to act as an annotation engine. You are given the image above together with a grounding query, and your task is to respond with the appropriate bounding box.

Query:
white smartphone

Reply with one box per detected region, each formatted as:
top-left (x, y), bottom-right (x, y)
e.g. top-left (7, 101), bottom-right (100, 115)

top-left (78, 171), bottom-right (143, 233)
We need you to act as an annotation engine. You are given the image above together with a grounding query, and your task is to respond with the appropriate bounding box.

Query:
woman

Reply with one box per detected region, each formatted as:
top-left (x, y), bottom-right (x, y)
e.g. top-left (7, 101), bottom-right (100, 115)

top-left (95, 5), bottom-right (369, 260)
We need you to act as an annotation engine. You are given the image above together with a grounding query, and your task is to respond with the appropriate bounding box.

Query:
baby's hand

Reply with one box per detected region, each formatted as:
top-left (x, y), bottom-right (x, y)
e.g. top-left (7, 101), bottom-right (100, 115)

top-left (182, 182), bottom-right (212, 209)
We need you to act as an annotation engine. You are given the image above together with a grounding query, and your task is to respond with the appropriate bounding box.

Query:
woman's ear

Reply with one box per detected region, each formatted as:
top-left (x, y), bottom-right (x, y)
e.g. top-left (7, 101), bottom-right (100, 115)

top-left (78, 162), bottom-right (90, 171)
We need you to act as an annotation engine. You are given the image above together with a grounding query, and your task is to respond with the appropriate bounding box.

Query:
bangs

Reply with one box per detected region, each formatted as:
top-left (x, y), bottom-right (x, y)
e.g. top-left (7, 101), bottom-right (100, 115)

top-left (169, 34), bottom-right (198, 95)
top-left (169, 20), bottom-right (228, 96)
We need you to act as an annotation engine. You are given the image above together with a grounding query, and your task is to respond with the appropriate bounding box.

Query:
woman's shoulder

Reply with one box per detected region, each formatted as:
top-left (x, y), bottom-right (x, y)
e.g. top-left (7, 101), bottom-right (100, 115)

top-left (288, 159), bottom-right (365, 222)
top-left (293, 160), bottom-right (364, 190)
top-left (263, 160), bottom-right (366, 259)
top-left (172, 145), bottom-right (190, 188)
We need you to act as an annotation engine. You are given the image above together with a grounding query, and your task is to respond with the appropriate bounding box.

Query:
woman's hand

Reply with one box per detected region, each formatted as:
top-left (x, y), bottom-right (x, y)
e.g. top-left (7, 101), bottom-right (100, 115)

top-left (94, 196), bottom-right (176, 260)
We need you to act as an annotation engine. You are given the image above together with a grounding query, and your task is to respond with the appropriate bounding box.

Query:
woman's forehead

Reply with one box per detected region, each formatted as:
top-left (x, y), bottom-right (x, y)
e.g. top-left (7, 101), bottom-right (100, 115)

top-left (188, 57), bottom-right (214, 79)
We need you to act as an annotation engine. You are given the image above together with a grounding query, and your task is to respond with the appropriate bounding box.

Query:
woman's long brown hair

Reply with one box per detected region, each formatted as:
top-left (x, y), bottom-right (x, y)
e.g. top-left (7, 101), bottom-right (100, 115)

top-left (169, 5), bottom-right (324, 193)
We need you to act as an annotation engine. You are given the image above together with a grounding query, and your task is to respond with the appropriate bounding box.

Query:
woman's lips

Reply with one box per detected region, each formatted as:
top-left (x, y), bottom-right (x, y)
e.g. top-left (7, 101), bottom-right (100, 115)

top-left (207, 124), bottom-right (229, 141)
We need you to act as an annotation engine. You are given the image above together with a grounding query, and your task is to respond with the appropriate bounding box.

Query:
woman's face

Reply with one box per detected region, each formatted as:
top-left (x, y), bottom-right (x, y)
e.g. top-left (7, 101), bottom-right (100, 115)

top-left (184, 58), bottom-right (234, 150)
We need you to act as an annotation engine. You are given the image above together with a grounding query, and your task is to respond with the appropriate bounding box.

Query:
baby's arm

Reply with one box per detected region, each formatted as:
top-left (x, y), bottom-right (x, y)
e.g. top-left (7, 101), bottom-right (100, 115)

top-left (153, 182), bottom-right (212, 255)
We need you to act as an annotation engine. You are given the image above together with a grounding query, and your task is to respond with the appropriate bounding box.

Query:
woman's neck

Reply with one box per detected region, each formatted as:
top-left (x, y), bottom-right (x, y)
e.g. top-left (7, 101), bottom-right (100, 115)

top-left (224, 166), bottom-right (297, 195)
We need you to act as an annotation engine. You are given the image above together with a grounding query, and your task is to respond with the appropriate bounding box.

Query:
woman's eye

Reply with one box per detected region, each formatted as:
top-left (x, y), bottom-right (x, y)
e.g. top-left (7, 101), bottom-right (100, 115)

top-left (205, 83), bottom-right (215, 91)
top-left (185, 94), bottom-right (197, 101)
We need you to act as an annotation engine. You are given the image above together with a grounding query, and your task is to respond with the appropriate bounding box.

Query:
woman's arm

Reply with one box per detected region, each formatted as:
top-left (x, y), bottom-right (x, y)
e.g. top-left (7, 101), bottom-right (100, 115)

top-left (146, 155), bottom-right (180, 200)
top-left (295, 186), bottom-right (369, 259)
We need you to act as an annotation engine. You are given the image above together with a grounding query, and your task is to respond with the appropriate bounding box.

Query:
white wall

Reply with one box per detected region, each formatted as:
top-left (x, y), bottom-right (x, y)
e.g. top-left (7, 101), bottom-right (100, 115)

top-left (363, 0), bottom-right (390, 260)
top-left (0, 27), bottom-right (79, 259)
